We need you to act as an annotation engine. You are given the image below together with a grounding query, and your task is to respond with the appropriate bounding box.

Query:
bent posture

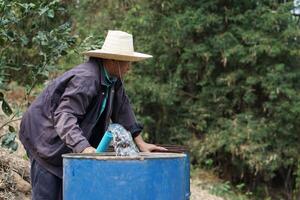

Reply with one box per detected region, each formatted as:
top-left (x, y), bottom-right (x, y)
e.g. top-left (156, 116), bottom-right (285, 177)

top-left (20, 30), bottom-right (166, 200)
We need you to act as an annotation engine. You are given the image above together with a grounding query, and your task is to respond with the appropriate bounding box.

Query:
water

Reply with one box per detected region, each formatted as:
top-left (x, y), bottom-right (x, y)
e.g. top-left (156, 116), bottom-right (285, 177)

top-left (107, 124), bottom-right (140, 156)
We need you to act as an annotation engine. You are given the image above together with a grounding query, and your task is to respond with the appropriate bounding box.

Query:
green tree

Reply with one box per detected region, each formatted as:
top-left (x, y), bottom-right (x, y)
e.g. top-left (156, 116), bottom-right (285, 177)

top-left (121, 1), bottom-right (300, 198)
top-left (12, 0), bottom-right (299, 198)
top-left (0, 0), bottom-right (75, 100)
top-left (0, 0), bottom-right (75, 152)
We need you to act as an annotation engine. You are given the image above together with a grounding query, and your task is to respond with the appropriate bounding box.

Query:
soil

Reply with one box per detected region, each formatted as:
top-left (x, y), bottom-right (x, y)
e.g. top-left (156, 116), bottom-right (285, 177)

top-left (191, 178), bottom-right (224, 200)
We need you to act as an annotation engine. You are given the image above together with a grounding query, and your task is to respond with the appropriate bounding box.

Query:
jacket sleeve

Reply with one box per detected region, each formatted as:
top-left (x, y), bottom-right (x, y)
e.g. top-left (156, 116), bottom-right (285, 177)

top-left (53, 75), bottom-right (98, 153)
top-left (111, 80), bottom-right (143, 138)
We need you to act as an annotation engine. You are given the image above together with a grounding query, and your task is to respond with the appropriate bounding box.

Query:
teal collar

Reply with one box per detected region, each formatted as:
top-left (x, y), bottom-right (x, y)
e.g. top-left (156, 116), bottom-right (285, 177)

top-left (101, 64), bottom-right (117, 87)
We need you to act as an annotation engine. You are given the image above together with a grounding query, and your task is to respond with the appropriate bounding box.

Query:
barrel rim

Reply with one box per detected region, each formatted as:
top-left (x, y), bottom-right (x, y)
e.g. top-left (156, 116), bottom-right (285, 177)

top-left (62, 152), bottom-right (186, 160)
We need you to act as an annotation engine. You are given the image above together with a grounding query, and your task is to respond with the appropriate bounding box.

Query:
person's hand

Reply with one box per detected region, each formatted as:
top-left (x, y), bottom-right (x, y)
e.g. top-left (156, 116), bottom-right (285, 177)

top-left (137, 142), bottom-right (168, 152)
top-left (81, 147), bottom-right (96, 154)
top-left (134, 135), bottom-right (167, 152)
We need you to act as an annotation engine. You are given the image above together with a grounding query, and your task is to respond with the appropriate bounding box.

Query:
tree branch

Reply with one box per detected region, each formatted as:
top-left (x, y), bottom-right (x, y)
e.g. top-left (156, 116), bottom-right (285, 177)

top-left (0, 114), bottom-right (22, 132)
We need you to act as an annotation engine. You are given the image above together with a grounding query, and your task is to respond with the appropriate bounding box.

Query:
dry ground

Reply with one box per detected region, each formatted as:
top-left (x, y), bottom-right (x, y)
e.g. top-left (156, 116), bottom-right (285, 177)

top-left (191, 178), bottom-right (224, 200)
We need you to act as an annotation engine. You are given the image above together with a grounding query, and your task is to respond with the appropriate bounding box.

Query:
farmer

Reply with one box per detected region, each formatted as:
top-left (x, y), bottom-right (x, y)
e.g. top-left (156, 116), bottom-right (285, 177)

top-left (19, 30), bottom-right (166, 200)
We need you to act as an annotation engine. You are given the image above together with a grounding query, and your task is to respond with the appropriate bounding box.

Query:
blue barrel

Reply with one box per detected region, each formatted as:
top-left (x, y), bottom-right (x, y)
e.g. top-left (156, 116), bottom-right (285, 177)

top-left (63, 153), bottom-right (186, 200)
top-left (184, 153), bottom-right (190, 200)
top-left (107, 144), bottom-right (191, 199)
top-left (153, 145), bottom-right (191, 199)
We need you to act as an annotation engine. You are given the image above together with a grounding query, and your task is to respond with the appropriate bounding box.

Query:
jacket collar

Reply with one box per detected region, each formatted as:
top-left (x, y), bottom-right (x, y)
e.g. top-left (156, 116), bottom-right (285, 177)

top-left (89, 57), bottom-right (116, 87)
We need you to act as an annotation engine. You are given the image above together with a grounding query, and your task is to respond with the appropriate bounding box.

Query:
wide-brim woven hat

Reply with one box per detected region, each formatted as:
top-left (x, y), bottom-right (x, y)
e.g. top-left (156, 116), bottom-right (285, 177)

top-left (83, 30), bottom-right (152, 62)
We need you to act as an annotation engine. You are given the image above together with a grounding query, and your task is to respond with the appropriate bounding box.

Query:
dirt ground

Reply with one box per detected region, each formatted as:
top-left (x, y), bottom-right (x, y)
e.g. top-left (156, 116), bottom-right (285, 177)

top-left (191, 178), bottom-right (223, 200)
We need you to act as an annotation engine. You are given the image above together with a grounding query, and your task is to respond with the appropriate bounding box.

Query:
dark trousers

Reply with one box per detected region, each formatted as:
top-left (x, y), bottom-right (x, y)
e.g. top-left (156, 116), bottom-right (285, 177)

top-left (30, 159), bottom-right (62, 200)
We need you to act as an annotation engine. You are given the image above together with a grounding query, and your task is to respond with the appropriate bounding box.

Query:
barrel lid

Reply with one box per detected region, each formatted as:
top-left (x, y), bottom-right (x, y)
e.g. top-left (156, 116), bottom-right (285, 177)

top-left (62, 152), bottom-right (186, 160)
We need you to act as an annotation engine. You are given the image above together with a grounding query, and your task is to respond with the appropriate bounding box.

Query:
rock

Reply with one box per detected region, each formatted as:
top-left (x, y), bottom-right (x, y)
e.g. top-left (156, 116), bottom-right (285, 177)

top-left (0, 147), bottom-right (30, 180)
top-left (0, 179), bottom-right (5, 189)
top-left (0, 147), bottom-right (32, 199)
top-left (12, 171), bottom-right (31, 193)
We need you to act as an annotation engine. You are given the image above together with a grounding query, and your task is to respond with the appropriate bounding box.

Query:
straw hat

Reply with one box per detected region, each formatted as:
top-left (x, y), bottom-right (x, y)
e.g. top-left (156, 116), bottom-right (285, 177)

top-left (83, 30), bottom-right (152, 62)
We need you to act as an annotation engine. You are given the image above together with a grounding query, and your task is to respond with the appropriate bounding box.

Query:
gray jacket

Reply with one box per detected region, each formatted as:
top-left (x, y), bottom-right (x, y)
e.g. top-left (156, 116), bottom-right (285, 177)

top-left (19, 58), bottom-right (142, 177)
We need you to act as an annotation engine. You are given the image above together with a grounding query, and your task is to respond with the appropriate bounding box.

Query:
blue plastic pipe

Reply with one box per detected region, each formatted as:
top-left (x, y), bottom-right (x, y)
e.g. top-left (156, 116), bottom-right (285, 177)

top-left (96, 131), bottom-right (113, 153)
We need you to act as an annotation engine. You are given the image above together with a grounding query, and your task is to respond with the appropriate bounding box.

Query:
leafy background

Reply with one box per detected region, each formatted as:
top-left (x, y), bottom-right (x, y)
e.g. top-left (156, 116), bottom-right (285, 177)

top-left (1, 0), bottom-right (300, 199)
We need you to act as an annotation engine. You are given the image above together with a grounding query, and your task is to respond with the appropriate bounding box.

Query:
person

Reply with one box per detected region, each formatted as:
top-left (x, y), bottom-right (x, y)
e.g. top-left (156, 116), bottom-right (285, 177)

top-left (19, 30), bottom-right (167, 200)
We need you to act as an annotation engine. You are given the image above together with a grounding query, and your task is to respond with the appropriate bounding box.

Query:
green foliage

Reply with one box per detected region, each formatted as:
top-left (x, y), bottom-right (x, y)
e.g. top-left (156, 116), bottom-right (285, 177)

top-left (1, 0), bottom-right (299, 198)
top-left (210, 181), bottom-right (251, 200)
top-left (0, 0), bottom-right (75, 152)
top-left (58, 0), bottom-right (130, 70)
top-left (1, 132), bottom-right (18, 151)
top-left (0, 0), bottom-right (75, 88)
top-left (57, 34), bottom-right (104, 71)
top-left (1, 100), bottom-right (12, 116)
top-left (71, 0), bottom-right (300, 198)
top-left (0, 92), bottom-right (12, 116)
top-left (0, 92), bottom-right (17, 151)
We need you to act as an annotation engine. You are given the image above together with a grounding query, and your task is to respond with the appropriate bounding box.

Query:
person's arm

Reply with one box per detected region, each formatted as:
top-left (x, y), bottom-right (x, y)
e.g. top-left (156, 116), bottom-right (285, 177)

top-left (53, 75), bottom-right (97, 153)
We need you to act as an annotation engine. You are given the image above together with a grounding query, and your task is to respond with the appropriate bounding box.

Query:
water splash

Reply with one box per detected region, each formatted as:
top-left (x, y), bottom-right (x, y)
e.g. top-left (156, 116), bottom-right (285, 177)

top-left (107, 124), bottom-right (139, 156)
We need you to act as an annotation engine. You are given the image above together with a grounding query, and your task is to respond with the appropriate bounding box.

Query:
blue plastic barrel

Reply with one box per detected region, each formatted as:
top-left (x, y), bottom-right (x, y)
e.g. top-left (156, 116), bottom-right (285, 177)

top-left (63, 153), bottom-right (186, 200)
top-left (184, 153), bottom-right (190, 199)
top-left (152, 145), bottom-right (190, 199)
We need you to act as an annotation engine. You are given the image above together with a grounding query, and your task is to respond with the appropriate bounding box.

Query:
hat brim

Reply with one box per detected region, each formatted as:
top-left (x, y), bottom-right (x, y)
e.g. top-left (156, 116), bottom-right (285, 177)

top-left (82, 49), bottom-right (152, 62)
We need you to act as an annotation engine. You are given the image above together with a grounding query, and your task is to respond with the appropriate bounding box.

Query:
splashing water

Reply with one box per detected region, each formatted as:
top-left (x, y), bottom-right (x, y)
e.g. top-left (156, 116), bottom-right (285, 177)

top-left (107, 124), bottom-right (140, 156)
